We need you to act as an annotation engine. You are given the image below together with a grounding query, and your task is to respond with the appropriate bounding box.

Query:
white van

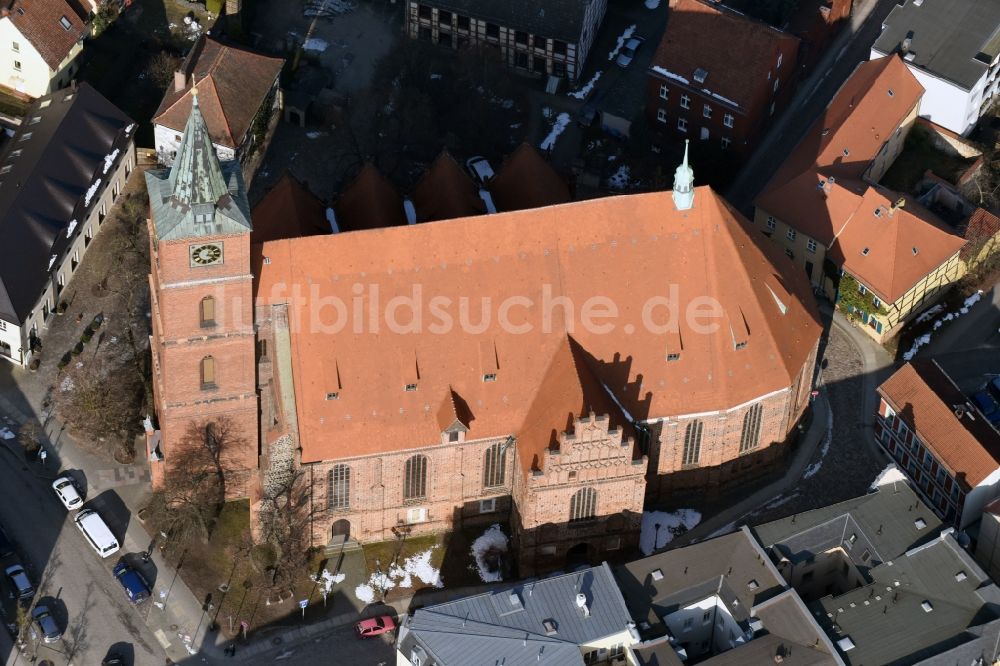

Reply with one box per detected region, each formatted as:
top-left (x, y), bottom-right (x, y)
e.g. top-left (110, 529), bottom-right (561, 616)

top-left (74, 509), bottom-right (119, 558)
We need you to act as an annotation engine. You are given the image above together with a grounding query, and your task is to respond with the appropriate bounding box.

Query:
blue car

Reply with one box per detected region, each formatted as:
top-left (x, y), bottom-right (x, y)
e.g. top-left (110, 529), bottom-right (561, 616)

top-left (113, 562), bottom-right (150, 604)
top-left (972, 390), bottom-right (1000, 426)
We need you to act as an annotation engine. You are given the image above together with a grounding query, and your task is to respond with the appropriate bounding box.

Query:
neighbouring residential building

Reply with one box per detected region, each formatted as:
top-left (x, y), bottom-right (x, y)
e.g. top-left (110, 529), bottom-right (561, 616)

top-left (646, 0), bottom-right (800, 157)
top-left (975, 498), bottom-right (1000, 584)
top-left (146, 100), bottom-right (821, 575)
top-left (755, 55), bottom-right (966, 342)
top-left (753, 477), bottom-right (1000, 665)
top-left (875, 360), bottom-right (1000, 529)
top-left (0, 0), bottom-right (86, 98)
top-left (616, 527), bottom-right (843, 665)
top-left (404, 0), bottom-right (607, 82)
top-left (0, 83), bottom-right (134, 366)
top-left (871, 0), bottom-right (1000, 136)
top-left (962, 207), bottom-right (1000, 272)
top-left (396, 563), bottom-right (638, 665)
top-left (152, 35), bottom-right (283, 168)
top-left (787, 0), bottom-right (853, 71)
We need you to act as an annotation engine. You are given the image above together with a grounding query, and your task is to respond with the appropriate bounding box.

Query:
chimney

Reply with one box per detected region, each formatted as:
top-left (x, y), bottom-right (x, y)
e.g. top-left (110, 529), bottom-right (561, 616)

top-left (889, 197), bottom-right (906, 217)
top-left (173, 69), bottom-right (189, 93)
top-left (576, 593), bottom-right (590, 617)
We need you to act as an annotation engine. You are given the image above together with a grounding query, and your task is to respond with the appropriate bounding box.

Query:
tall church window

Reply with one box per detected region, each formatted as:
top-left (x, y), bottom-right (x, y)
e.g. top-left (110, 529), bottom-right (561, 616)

top-left (404, 455), bottom-right (428, 500)
top-left (328, 464), bottom-right (350, 510)
top-left (483, 443), bottom-right (506, 488)
top-left (200, 356), bottom-right (216, 389)
top-left (569, 487), bottom-right (597, 522)
top-left (739, 403), bottom-right (764, 453)
top-left (200, 296), bottom-right (216, 327)
top-left (683, 420), bottom-right (703, 465)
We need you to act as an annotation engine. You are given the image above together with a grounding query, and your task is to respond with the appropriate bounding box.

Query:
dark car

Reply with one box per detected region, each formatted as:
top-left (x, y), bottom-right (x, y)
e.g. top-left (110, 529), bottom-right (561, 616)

top-left (0, 523), bottom-right (14, 558)
top-left (113, 562), bottom-right (150, 604)
top-left (31, 605), bottom-right (61, 643)
top-left (972, 390), bottom-right (1000, 425)
top-left (989, 377), bottom-right (1000, 401)
top-left (4, 564), bottom-right (33, 603)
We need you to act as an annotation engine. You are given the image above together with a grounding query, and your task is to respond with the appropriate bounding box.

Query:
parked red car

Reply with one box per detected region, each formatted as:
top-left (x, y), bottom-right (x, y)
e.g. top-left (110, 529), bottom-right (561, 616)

top-left (356, 615), bottom-right (396, 638)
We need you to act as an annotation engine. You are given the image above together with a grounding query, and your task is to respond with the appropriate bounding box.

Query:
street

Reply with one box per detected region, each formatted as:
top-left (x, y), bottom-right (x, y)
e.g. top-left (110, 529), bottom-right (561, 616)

top-left (0, 438), bottom-right (163, 666)
top-left (229, 622), bottom-right (395, 666)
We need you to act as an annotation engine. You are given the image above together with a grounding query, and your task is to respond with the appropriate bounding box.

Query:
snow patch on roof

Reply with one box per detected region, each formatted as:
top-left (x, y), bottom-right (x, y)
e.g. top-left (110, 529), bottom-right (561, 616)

top-left (652, 65), bottom-right (689, 85)
top-left (66, 219), bottom-right (77, 238)
top-left (84, 179), bottom-right (101, 207)
top-left (540, 112), bottom-right (570, 151)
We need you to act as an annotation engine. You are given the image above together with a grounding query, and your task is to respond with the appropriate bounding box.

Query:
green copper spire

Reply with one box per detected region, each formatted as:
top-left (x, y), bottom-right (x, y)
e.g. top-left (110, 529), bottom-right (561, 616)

top-left (166, 88), bottom-right (230, 206)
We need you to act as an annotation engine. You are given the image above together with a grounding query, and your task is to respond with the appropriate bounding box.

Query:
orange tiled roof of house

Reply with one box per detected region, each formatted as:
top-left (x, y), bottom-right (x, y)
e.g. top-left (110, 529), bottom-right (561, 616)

top-left (154, 36), bottom-right (283, 149)
top-left (253, 187), bottom-right (821, 466)
top-left (962, 207), bottom-right (1000, 261)
top-left (879, 360), bottom-right (1000, 489)
top-left (829, 187), bottom-right (966, 303)
top-left (334, 163), bottom-right (408, 232)
top-left (652, 0), bottom-right (799, 114)
top-left (757, 55), bottom-right (966, 302)
top-left (6, 0), bottom-right (85, 71)
top-left (411, 150), bottom-right (485, 223)
top-left (251, 172), bottom-right (330, 244)
top-left (488, 143), bottom-right (571, 212)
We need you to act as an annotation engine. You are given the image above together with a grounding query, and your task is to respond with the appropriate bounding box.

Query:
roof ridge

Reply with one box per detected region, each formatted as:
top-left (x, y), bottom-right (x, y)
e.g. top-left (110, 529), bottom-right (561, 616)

top-left (201, 75), bottom-right (236, 146)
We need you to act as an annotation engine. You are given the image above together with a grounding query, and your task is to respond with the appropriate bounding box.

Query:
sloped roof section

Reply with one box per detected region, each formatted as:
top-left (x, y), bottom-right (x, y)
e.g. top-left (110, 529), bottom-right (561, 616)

top-left (650, 0), bottom-right (799, 114)
top-left (6, 0), bottom-right (85, 71)
top-left (487, 143), bottom-right (571, 213)
top-left (251, 172), bottom-right (329, 243)
top-left (878, 360), bottom-right (1000, 489)
top-left (153, 35), bottom-right (284, 149)
top-left (411, 151), bottom-right (484, 223)
top-left (146, 93), bottom-right (252, 241)
top-left (0, 84), bottom-right (132, 324)
top-left (334, 163), bottom-right (408, 232)
top-left (253, 186), bottom-right (822, 464)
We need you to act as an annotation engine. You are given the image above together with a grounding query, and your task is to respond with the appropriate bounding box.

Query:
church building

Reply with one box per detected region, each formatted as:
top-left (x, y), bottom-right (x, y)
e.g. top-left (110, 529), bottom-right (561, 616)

top-left (146, 102), bottom-right (822, 574)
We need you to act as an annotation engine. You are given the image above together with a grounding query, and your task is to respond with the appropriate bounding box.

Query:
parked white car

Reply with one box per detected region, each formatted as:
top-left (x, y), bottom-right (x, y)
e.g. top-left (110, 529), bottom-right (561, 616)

top-left (52, 476), bottom-right (83, 510)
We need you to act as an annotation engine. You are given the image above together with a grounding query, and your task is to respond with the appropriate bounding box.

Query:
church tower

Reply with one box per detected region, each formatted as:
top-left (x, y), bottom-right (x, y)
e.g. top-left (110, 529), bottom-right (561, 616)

top-left (145, 91), bottom-right (258, 498)
top-left (672, 139), bottom-right (695, 211)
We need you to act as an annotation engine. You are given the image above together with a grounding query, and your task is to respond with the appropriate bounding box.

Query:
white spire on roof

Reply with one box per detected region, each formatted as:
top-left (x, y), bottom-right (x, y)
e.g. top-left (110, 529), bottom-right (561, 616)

top-left (672, 139), bottom-right (694, 211)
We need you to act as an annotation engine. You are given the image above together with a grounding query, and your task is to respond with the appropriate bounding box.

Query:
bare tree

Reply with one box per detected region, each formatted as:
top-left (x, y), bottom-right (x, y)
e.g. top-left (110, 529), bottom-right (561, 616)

top-left (145, 416), bottom-right (247, 550)
top-left (255, 471), bottom-right (314, 594)
top-left (148, 51), bottom-right (182, 91)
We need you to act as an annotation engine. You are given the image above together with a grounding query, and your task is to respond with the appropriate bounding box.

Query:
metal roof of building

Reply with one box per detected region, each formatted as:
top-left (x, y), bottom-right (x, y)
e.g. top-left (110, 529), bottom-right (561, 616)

top-left (0, 83), bottom-right (132, 324)
top-left (146, 91), bottom-right (251, 242)
top-left (398, 563), bottom-right (632, 666)
top-left (872, 0), bottom-right (1000, 90)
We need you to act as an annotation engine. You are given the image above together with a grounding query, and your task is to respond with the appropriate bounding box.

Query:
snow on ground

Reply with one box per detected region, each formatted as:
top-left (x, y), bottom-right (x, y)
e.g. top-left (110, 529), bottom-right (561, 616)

top-left (764, 493), bottom-right (798, 510)
top-left (607, 165), bottom-right (630, 190)
top-left (645, 0), bottom-right (661, 6)
top-left (59, 376), bottom-right (75, 393)
top-left (540, 112), bottom-right (570, 151)
top-left (902, 291), bottom-right (984, 360)
top-left (0, 428), bottom-right (13, 440)
top-left (640, 509), bottom-right (701, 555)
top-left (312, 569), bottom-right (346, 597)
top-left (802, 396), bottom-right (832, 479)
top-left (303, 37), bottom-right (329, 52)
top-left (305, 131), bottom-right (327, 139)
top-left (352, 548), bottom-right (443, 604)
top-left (471, 524), bottom-right (509, 583)
top-left (102, 149), bottom-right (119, 174)
top-left (915, 304), bottom-right (944, 324)
top-left (870, 462), bottom-right (907, 491)
top-left (608, 24), bottom-right (637, 61)
top-left (568, 71), bottom-right (602, 100)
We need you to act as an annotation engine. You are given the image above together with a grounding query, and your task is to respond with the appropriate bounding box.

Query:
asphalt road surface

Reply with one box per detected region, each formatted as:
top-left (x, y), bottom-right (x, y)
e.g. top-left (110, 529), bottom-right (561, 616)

top-left (0, 445), bottom-right (163, 666)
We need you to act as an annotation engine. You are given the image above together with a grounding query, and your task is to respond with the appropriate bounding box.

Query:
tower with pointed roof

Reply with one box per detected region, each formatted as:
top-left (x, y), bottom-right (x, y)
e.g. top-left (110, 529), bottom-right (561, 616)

top-left (145, 91), bottom-right (259, 498)
top-left (672, 140), bottom-right (695, 211)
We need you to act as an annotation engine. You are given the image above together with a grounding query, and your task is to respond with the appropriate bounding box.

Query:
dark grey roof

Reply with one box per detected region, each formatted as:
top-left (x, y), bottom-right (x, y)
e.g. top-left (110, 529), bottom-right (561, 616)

top-left (398, 563), bottom-right (632, 666)
top-left (0, 84), bottom-right (133, 324)
top-left (814, 531), bottom-right (999, 665)
top-left (145, 93), bottom-right (251, 242)
top-left (419, 0), bottom-right (592, 43)
top-left (911, 617), bottom-right (1000, 665)
top-left (752, 483), bottom-right (942, 564)
top-left (615, 529), bottom-right (787, 630)
top-left (872, 0), bottom-right (1000, 90)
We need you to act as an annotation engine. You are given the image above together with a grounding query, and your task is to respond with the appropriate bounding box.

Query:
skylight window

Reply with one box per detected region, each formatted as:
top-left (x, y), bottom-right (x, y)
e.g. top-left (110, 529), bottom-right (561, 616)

top-left (837, 637), bottom-right (856, 652)
top-left (483, 373), bottom-right (497, 382)
top-left (921, 600), bottom-right (933, 613)
top-left (29, 116), bottom-right (40, 125)
top-left (955, 571), bottom-right (967, 582)
top-left (404, 383), bottom-right (418, 392)
top-left (0, 166), bottom-right (11, 175)
top-left (19, 132), bottom-right (31, 141)
top-left (651, 569), bottom-right (664, 581)
top-left (861, 247), bottom-right (870, 256)
top-left (888, 88), bottom-right (895, 97)
top-left (325, 392), bottom-right (339, 401)
top-left (693, 68), bottom-right (708, 83)
top-left (911, 247), bottom-right (919, 255)
top-left (59, 16), bottom-right (72, 30)
top-left (915, 518), bottom-right (927, 529)
top-left (843, 148), bottom-right (850, 156)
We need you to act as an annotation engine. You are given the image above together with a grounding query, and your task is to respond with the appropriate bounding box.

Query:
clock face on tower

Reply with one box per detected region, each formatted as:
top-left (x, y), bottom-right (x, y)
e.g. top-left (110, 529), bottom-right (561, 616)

top-left (189, 243), bottom-right (223, 267)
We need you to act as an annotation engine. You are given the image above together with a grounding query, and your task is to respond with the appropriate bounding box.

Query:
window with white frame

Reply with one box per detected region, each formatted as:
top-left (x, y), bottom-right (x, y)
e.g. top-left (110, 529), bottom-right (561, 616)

top-left (721, 136), bottom-right (731, 149)
top-left (480, 498), bottom-right (496, 514)
top-left (659, 84), bottom-right (668, 100)
top-left (703, 104), bottom-right (712, 118)
top-left (407, 507), bottom-right (428, 523)
top-left (786, 228), bottom-right (796, 241)
top-left (680, 94), bottom-right (690, 109)
top-left (872, 295), bottom-right (881, 308)
top-left (773, 78), bottom-right (779, 92)
top-left (678, 118), bottom-right (688, 132)
top-left (777, 53), bottom-right (783, 69)
top-left (858, 283), bottom-right (867, 295)
top-left (656, 108), bottom-right (667, 123)
top-left (766, 216), bottom-right (776, 230)
top-left (724, 113), bottom-right (734, 128)
top-left (807, 238), bottom-right (817, 253)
